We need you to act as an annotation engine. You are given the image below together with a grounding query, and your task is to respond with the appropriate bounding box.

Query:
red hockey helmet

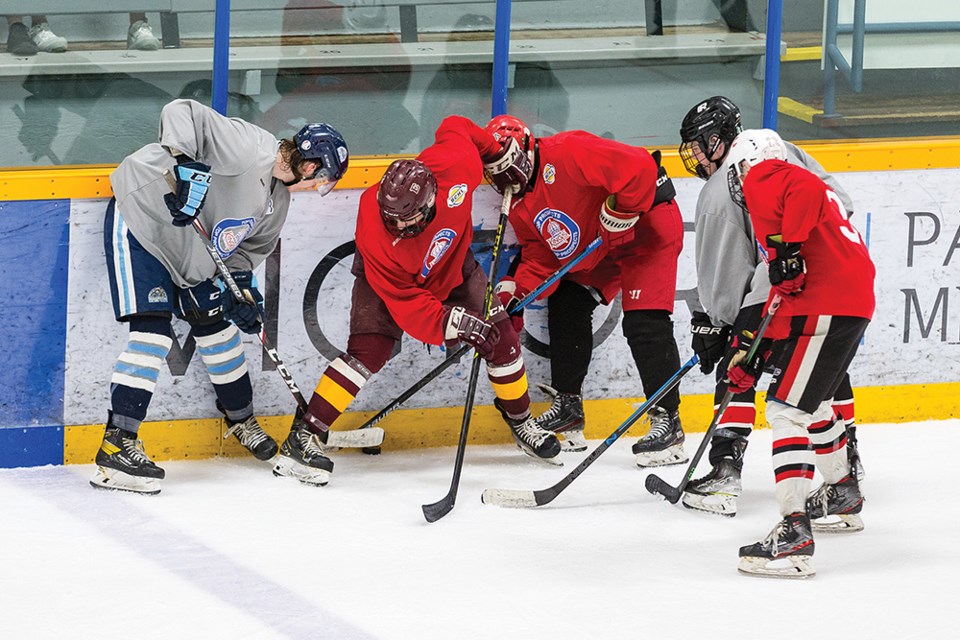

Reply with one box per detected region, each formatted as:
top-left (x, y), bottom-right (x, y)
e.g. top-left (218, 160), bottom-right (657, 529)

top-left (484, 115), bottom-right (536, 194)
top-left (377, 159), bottom-right (438, 238)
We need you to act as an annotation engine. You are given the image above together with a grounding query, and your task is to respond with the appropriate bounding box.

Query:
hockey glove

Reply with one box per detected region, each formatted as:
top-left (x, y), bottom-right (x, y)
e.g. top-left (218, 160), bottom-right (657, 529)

top-left (442, 306), bottom-right (500, 360)
top-left (690, 311), bottom-right (730, 375)
top-left (651, 150), bottom-right (678, 207)
top-left (494, 278), bottom-right (525, 334)
top-left (725, 329), bottom-right (772, 394)
top-left (164, 160), bottom-right (212, 227)
top-left (599, 195), bottom-right (639, 247)
top-left (483, 137), bottom-right (533, 196)
top-left (766, 235), bottom-right (806, 296)
top-left (178, 278), bottom-right (223, 323)
top-left (220, 271), bottom-right (264, 334)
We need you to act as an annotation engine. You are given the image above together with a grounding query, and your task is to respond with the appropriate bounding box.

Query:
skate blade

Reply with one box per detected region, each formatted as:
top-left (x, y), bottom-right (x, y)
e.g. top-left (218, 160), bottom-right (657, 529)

top-left (681, 491), bottom-right (737, 517)
top-left (812, 513), bottom-right (863, 533)
top-left (738, 554), bottom-right (815, 579)
top-left (634, 445), bottom-right (688, 468)
top-left (272, 457), bottom-right (331, 487)
top-left (514, 442), bottom-right (563, 467)
top-left (89, 467), bottom-right (161, 495)
top-left (558, 431), bottom-right (587, 452)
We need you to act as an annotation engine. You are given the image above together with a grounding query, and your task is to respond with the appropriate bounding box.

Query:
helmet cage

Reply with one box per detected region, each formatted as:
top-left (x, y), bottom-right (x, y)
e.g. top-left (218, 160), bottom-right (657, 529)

top-left (678, 96), bottom-right (742, 180)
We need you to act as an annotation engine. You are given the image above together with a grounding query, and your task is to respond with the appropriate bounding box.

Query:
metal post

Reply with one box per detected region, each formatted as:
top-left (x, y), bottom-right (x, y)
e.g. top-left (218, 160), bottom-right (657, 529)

top-left (492, 0), bottom-right (513, 117)
top-left (212, 0), bottom-right (232, 115)
top-left (762, 0), bottom-right (784, 129)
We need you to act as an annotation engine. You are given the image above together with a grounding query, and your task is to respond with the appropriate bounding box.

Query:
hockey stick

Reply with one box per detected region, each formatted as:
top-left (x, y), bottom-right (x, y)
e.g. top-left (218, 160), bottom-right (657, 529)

top-left (164, 170), bottom-right (383, 450)
top-left (356, 234), bottom-right (605, 434)
top-left (644, 294), bottom-right (783, 504)
top-left (422, 188), bottom-right (512, 523)
top-left (481, 354), bottom-right (699, 508)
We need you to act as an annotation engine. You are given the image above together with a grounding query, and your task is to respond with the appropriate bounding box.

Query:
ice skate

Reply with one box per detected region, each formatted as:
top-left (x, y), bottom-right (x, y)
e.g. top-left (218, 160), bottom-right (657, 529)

top-left (682, 458), bottom-right (743, 517)
top-left (806, 475), bottom-right (864, 533)
top-left (89, 426), bottom-right (165, 495)
top-left (738, 513), bottom-right (815, 579)
top-left (534, 384), bottom-right (586, 452)
top-left (224, 414), bottom-right (278, 461)
top-left (632, 407), bottom-right (688, 467)
top-left (273, 427), bottom-right (334, 486)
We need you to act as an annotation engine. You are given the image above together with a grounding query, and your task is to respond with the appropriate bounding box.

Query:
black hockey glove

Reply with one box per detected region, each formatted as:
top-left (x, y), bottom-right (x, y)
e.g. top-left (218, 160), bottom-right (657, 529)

top-left (766, 235), bottom-right (806, 296)
top-left (690, 311), bottom-right (730, 375)
top-left (178, 278), bottom-right (223, 324)
top-left (164, 160), bottom-right (212, 227)
top-left (442, 306), bottom-right (500, 360)
top-left (220, 271), bottom-right (264, 334)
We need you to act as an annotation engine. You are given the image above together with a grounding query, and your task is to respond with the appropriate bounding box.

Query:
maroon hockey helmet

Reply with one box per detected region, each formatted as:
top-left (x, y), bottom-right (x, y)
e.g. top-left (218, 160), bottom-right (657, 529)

top-left (377, 159), bottom-right (438, 238)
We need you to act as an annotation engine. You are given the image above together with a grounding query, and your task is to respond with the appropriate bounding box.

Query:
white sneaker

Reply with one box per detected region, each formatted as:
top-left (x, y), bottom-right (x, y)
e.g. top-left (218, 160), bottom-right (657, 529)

top-left (29, 23), bottom-right (68, 53)
top-left (127, 20), bottom-right (161, 51)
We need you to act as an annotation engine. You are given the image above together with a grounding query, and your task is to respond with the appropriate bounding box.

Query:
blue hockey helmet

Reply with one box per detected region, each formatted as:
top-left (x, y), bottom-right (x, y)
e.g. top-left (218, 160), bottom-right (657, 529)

top-left (293, 123), bottom-right (349, 195)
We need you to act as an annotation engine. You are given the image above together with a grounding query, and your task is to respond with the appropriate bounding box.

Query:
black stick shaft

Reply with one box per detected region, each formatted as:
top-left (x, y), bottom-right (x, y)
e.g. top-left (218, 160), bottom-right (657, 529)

top-left (645, 295), bottom-right (783, 502)
top-left (422, 189), bottom-right (512, 522)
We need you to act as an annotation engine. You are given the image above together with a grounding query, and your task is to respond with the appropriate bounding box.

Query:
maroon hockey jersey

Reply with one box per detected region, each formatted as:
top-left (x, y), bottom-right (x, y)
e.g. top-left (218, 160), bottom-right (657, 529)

top-left (355, 116), bottom-right (494, 345)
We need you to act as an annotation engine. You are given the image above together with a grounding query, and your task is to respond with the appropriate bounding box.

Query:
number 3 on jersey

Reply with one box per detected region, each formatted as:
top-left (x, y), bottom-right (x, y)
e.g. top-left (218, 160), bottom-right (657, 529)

top-left (826, 189), bottom-right (863, 245)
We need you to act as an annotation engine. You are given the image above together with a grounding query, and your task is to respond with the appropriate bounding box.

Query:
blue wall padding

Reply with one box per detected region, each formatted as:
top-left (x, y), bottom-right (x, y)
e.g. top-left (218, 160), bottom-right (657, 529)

top-left (0, 426), bottom-right (64, 467)
top-left (0, 199), bottom-right (70, 428)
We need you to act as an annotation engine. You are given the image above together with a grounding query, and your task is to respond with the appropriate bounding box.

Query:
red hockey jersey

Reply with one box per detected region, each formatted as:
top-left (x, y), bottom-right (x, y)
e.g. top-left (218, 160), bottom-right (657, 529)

top-left (742, 160), bottom-right (875, 328)
top-left (507, 131), bottom-right (660, 297)
top-left (355, 116), bottom-right (492, 345)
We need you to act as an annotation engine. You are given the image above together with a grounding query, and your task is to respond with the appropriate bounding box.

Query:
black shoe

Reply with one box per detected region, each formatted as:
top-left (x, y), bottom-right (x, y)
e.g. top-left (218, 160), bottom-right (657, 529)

top-left (738, 513), bottom-right (815, 579)
top-left (682, 458), bottom-right (743, 516)
top-left (273, 426), bottom-right (334, 486)
top-left (807, 475), bottom-right (864, 533)
top-left (7, 22), bottom-right (38, 55)
top-left (90, 425), bottom-right (164, 494)
top-left (495, 398), bottom-right (562, 463)
top-left (534, 385), bottom-right (586, 452)
top-left (224, 415), bottom-right (279, 461)
top-left (632, 406), bottom-right (688, 467)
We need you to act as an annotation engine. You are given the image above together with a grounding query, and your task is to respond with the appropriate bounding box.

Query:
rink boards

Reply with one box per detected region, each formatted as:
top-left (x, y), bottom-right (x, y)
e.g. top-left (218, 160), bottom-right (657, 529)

top-left (1, 158), bottom-right (959, 467)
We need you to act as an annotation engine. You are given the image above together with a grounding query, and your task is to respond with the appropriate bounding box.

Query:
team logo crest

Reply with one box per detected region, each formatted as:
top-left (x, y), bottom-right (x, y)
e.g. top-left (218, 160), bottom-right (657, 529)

top-left (147, 287), bottom-right (168, 303)
top-left (420, 228), bottom-right (457, 278)
top-left (447, 184), bottom-right (468, 208)
top-left (533, 208), bottom-right (580, 259)
top-left (211, 217), bottom-right (256, 258)
top-left (543, 163), bottom-right (556, 184)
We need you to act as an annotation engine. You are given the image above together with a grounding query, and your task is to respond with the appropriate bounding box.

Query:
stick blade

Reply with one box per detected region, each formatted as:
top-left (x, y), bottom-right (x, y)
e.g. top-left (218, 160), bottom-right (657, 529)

top-left (645, 473), bottom-right (682, 504)
top-left (422, 497), bottom-right (454, 523)
top-left (481, 488), bottom-right (539, 508)
top-left (326, 427), bottom-right (384, 449)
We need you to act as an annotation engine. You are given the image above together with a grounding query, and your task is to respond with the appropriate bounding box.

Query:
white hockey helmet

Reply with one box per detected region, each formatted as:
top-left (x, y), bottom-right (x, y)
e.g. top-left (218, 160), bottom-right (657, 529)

top-left (725, 128), bottom-right (788, 209)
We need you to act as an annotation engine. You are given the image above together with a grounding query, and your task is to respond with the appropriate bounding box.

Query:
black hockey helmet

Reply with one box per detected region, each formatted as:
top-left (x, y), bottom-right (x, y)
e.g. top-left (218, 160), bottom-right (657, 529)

top-left (678, 96), bottom-right (742, 180)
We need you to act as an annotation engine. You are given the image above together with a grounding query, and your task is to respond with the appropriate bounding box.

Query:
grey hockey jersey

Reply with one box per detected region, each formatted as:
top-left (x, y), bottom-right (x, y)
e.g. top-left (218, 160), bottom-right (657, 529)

top-left (110, 99), bottom-right (290, 288)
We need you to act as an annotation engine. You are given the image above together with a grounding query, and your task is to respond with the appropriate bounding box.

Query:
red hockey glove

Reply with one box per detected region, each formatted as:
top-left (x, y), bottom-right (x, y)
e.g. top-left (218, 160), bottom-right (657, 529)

top-left (599, 195), bottom-right (639, 246)
top-left (494, 279), bottom-right (525, 334)
top-left (724, 329), bottom-right (772, 394)
top-left (483, 137), bottom-right (532, 196)
top-left (442, 306), bottom-right (501, 359)
top-left (766, 235), bottom-right (806, 296)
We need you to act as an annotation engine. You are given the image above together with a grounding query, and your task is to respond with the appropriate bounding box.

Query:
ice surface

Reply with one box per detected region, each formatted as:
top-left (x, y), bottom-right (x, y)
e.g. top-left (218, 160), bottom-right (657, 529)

top-left (1, 420), bottom-right (955, 639)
